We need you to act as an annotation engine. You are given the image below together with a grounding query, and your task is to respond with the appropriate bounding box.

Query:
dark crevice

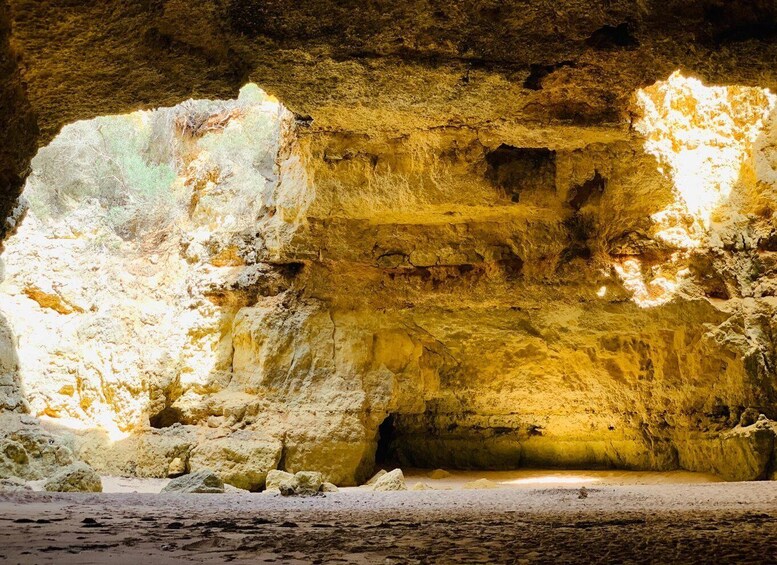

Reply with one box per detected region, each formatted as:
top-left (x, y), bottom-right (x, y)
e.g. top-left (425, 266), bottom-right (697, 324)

top-left (523, 61), bottom-right (576, 91)
top-left (561, 213), bottom-right (596, 263)
top-left (568, 171), bottom-right (606, 210)
top-left (585, 23), bottom-right (639, 49)
top-left (149, 406), bottom-right (184, 429)
top-left (485, 145), bottom-right (556, 202)
top-left (375, 414), bottom-right (398, 466)
top-left (276, 442), bottom-right (288, 472)
top-left (704, 1), bottom-right (777, 43)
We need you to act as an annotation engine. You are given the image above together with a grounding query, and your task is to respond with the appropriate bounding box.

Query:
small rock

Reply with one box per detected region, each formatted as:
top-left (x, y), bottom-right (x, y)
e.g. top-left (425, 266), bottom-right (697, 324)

top-left (43, 462), bottom-right (102, 493)
top-left (265, 469), bottom-right (294, 491)
top-left (1, 439), bottom-right (29, 465)
top-left (167, 457), bottom-right (186, 478)
top-left (462, 478), bottom-right (498, 490)
top-left (427, 469), bottom-right (451, 480)
top-left (277, 471), bottom-right (324, 496)
top-left (373, 468), bottom-right (407, 492)
top-left (294, 471), bottom-right (323, 495)
top-left (578, 486), bottom-right (588, 499)
top-left (411, 482), bottom-right (434, 491)
top-left (224, 483), bottom-right (250, 493)
top-left (0, 478), bottom-right (32, 492)
top-left (161, 469), bottom-right (224, 493)
top-left (278, 479), bottom-right (297, 496)
top-left (365, 469), bottom-right (387, 486)
top-left (320, 482), bottom-right (339, 493)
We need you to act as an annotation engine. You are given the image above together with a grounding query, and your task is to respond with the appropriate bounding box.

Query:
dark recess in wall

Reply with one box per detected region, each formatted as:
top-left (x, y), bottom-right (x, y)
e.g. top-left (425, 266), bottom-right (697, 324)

top-left (485, 145), bottom-right (556, 202)
top-left (703, 0), bottom-right (777, 43)
top-left (149, 406), bottom-right (184, 428)
top-left (523, 61), bottom-right (576, 91)
top-left (375, 414), bottom-right (398, 466)
top-left (585, 23), bottom-right (639, 49)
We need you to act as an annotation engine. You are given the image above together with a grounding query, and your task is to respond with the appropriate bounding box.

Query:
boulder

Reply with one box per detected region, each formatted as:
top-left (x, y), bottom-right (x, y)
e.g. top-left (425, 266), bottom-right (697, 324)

top-left (43, 462), bottom-right (102, 492)
top-left (188, 434), bottom-right (282, 491)
top-left (411, 482), bottom-right (434, 491)
top-left (167, 457), bottom-right (186, 477)
top-left (294, 471), bottom-right (323, 494)
top-left (278, 471), bottom-right (324, 496)
top-left (0, 477), bottom-right (31, 492)
top-left (675, 420), bottom-right (777, 481)
top-left (225, 483), bottom-right (250, 493)
top-left (365, 469), bottom-right (387, 485)
top-left (73, 426), bottom-right (193, 479)
top-left (372, 468), bottom-right (406, 491)
top-left (265, 469), bottom-right (294, 491)
top-left (462, 478), bottom-right (498, 490)
top-left (161, 469), bottom-right (224, 493)
top-left (0, 419), bottom-right (75, 482)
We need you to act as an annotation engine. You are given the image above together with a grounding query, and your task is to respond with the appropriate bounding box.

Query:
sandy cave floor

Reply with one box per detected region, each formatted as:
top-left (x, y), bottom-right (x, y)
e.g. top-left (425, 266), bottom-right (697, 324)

top-left (1, 470), bottom-right (776, 564)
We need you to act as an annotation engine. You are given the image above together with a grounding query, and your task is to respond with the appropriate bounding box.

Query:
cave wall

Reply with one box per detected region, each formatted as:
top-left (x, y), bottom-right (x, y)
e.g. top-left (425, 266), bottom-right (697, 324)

top-left (2, 1), bottom-right (777, 485)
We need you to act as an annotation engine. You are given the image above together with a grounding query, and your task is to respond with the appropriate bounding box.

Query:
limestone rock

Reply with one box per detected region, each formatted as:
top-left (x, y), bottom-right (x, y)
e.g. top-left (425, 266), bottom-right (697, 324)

top-left (428, 469), bottom-right (452, 480)
top-left (294, 471), bottom-right (323, 495)
top-left (0, 417), bottom-right (75, 481)
top-left (224, 483), bottom-right (250, 494)
top-left (43, 462), bottom-right (102, 493)
top-left (73, 426), bottom-right (193, 479)
top-left (365, 469), bottom-right (387, 486)
top-left (189, 434), bottom-right (282, 491)
top-left (162, 469), bottom-right (224, 494)
top-left (462, 479), bottom-right (499, 490)
top-left (278, 471), bottom-right (324, 496)
top-left (320, 482), bottom-right (339, 493)
top-left (0, 477), bottom-right (31, 492)
top-left (5, 16), bottom-right (777, 485)
top-left (411, 482), bottom-right (434, 491)
top-left (372, 469), bottom-right (407, 492)
top-left (676, 422), bottom-right (777, 481)
top-left (265, 470), bottom-right (294, 491)
top-left (167, 457), bottom-right (186, 478)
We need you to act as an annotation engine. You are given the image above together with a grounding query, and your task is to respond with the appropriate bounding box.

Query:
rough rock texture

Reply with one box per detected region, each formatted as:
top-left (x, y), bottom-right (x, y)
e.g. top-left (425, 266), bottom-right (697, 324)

top-left (372, 469), bottom-right (407, 492)
top-left (43, 462), bottom-right (102, 493)
top-left (0, 477), bottom-right (29, 491)
top-left (3, 2), bottom-right (777, 485)
top-left (463, 478), bottom-right (499, 490)
top-left (265, 470), bottom-right (294, 491)
top-left (162, 469), bottom-right (224, 494)
top-left (0, 414), bottom-right (75, 481)
top-left (275, 470), bottom-right (324, 496)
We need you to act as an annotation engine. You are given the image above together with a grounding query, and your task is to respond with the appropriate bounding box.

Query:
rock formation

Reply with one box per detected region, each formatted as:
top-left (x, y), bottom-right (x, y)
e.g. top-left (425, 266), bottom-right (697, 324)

top-left (43, 462), bottom-right (102, 493)
top-left (162, 468), bottom-right (225, 494)
top-left (2, 1), bottom-right (777, 486)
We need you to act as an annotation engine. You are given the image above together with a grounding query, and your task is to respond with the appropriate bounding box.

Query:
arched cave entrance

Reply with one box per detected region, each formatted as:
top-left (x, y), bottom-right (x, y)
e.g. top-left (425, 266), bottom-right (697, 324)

top-left (375, 414), bottom-right (398, 467)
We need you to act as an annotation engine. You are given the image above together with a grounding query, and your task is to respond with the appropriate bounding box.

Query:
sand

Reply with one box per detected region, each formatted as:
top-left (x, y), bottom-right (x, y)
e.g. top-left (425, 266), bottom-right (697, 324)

top-left (2, 470), bottom-right (776, 564)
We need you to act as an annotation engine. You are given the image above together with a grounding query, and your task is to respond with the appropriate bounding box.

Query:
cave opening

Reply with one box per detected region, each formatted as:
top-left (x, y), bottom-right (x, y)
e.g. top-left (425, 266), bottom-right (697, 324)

top-left (149, 406), bottom-right (184, 429)
top-left (0, 83), bottom-right (296, 444)
top-left (375, 414), bottom-right (398, 467)
top-left (7, 1), bottom-right (777, 559)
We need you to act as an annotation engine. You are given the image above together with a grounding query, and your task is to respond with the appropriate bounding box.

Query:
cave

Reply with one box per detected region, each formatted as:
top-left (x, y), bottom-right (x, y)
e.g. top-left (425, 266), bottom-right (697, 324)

top-left (2, 1), bottom-right (777, 562)
top-left (374, 414), bottom-right (398, 466)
